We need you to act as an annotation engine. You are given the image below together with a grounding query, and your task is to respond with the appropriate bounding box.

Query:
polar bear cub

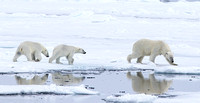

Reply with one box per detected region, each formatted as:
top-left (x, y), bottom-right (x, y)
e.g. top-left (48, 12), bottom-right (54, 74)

top-left (127, 39), bottom-right (177, 66)
top-left (49, 44), bottom-right (86, 65)
top-left (13, 41), bottom-right (49, 62)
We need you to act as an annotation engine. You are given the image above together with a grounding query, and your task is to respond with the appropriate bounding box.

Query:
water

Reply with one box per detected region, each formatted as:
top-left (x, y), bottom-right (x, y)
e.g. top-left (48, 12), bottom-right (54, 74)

top-left (0, 70), bottom-right (200, 103)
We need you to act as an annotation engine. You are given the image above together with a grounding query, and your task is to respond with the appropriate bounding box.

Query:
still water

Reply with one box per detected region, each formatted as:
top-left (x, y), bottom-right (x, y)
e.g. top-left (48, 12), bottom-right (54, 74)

top-left (0, 70), bottom-right (200, 103)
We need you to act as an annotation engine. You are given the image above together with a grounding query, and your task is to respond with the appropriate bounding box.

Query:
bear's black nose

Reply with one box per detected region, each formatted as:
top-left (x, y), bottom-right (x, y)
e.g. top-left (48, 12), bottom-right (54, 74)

top-left (170, 57), bottom-right (174, 63)
top-left (83, 52), bottom-right (86, 54)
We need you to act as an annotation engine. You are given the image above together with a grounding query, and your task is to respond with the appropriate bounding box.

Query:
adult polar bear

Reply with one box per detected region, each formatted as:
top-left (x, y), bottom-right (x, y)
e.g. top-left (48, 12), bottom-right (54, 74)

top-left (127, 39), bottom-right (177, 66)
top-left (13, 41), bottom-right (49, 62)
top-left (49, 44), bottom-right (86, 65)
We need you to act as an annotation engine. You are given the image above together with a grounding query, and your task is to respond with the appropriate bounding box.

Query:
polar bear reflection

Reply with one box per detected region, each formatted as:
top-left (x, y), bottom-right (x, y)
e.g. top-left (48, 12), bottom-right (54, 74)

top-left (127, 72), bottom-right (172, 94)
top-left (52, 73), bottom-right (85, 86)
top-left (15, 74), bottom-right (48, 85)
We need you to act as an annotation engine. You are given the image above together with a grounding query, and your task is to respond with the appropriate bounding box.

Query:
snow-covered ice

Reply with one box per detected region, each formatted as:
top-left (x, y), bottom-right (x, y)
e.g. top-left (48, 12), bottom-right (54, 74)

top-left (104, 92), bottom-right (200, 103)
top-left (104, 94), bottom-right (157, 103)
top-left (154, 92), bottom-right (200, 103)
top-left (0, 0), bottom-right (199, 74)
top-left (0, 84), bottom-right (99, 95)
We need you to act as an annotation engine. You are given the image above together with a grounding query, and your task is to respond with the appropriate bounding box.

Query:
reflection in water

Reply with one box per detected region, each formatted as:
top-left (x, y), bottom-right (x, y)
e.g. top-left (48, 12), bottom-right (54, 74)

top-left (52, 72), bottom-right (85, 86)
top-left (127, 72), bottom-right (172, 94)
top-left (15, 74), bottom-right (48, 85)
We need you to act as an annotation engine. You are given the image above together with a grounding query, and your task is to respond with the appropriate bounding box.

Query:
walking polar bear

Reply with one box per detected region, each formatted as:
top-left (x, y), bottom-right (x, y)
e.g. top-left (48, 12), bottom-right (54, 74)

top-left (49, 44), bottom-right (86, 65)
top-left (127, 39), bottom-right (177, 66)
top-left (13, 41), bottom-right (49, 62)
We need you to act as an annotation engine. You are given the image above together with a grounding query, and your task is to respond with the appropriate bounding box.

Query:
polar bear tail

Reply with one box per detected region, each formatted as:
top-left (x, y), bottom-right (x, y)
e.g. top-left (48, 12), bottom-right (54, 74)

top-left (127, 54), bottom-right (132, 63)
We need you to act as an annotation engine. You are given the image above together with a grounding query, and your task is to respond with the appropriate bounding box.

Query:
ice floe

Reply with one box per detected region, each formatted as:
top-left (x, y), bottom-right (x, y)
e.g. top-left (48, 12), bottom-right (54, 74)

top-left (104, 94), bottom-right (157, 103)
top-left (0, 84), bottom-right (99, 95)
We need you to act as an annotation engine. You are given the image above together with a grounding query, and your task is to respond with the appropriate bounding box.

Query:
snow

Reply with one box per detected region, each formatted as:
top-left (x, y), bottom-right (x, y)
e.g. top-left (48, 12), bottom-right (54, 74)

top-left (0, 84), bottom-right (99, 95)
top-left (154, 92), bottom-right (200, 103)
top-left (155, 66), bottom-right (200, 75)
top-left (0, 0), bottom-right (200, 102)
top-left (104, 92), bottom-right (200, 103)
top-left (104, 94), bottom-right (157, 103)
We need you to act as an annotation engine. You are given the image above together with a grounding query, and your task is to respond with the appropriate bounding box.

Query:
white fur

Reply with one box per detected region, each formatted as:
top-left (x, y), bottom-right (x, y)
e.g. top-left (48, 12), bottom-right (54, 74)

top-left (13, 41), bottom-right (49, 62)
top-left (49, 44), bottom-right (86, 65)
top-left (127, 39), bottom-right (177, 65)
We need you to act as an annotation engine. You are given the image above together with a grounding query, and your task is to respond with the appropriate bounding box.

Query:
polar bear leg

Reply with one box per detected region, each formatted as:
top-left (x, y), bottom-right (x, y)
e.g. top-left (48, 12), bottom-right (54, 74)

top-left (31, 53), bottom-right (36, 61)
top-left (131, 52), bottom-right (142, 63)
top-left (137, 56), bottom-right (144, 63)
top-left (49, 53), bottom-right (59, 63)
top-left (67, 55), bottom-right (74, 65)
top-left (34, 51), bottom-right (42, 62)
top-left (21, 47), bottom-right (33, 61)
top-left (127, 54), bottom-right (133, 63)
top-left (13, 52), bottom-right (21, 62)
top-left (56, 57), bottom-right (63, 64)
top-left (49, 56), bottom-right (55, 63)
top-left (149, 54), bottom-right (157, 63)
top-left (25, 53), bottom-right (33, 61)
top-left (68, 58), bottom-right (74, 65)
top-left (127, 52), bottom-right (141, 63)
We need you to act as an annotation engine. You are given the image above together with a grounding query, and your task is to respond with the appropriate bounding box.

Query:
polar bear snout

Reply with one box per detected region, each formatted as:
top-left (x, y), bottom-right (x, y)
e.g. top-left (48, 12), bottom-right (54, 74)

top-left (165, 52), bottom-right (175, 64)
top-left (167, 57), bottom-right (174, 64)
top-left (44, 53), bottom-right (49, 57)
top-left (83, 50), bottom-right (86, 54)
top-left (46, 53), bottom-right (49, 57)
top-left (80, 49), bottom-right (86, 54)
top-left (76, 48), bottom-right (86, 54)
top-left (42, 50), bottom-right (49, 57)
top-left (170, 57), bottom-right (174, 63)
top-left (79, 49), bottom-right (86, 54)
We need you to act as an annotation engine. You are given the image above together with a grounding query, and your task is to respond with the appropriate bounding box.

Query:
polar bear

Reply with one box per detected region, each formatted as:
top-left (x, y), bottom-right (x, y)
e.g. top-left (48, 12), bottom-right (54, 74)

top-left (15, 74), bottom-right (48, 85)
top-left (127, 72), bottom-right (172, 94)
top-left (49, 44), bottom-right (86, 65)
top-left (127, 39), bottom-right (177, 66)
top-left (13, 41), bottom-right (49, 62)
top-left (52, 72), bottom-right (85, 86)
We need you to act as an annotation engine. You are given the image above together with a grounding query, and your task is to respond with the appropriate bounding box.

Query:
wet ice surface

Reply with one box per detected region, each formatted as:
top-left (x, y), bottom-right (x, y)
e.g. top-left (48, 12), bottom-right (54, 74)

top-left (0, 70), bottom-right (200, 103)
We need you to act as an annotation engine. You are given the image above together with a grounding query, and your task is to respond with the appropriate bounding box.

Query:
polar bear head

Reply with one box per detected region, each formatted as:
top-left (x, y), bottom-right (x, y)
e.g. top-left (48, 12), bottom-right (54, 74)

top-left (76, 48), bottom-right (86, 54)
top-left (164, 52), bottom-right (174, 64)
top-left (42, 48), bottom-right (49, 57)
